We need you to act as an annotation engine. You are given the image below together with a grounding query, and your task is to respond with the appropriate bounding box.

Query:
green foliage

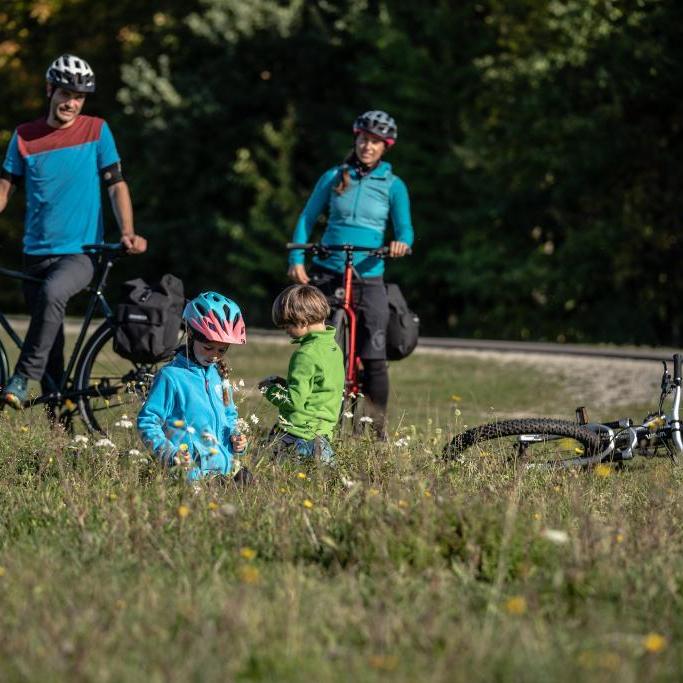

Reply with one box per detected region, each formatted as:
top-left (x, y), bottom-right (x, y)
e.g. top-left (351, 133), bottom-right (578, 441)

top-left (2, 0), bottom-right (682, 343)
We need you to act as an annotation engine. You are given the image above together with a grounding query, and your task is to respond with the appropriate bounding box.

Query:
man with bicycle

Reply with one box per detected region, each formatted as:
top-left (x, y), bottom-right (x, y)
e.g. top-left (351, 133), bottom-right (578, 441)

top-left (0, 54), bottom-right (147, 409)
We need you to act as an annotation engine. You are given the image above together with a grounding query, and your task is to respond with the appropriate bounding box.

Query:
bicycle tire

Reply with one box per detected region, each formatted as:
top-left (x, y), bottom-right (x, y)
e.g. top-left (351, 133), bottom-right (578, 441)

top-left (331, 307), bottom-right (361, 435)
top-left (443, 418), bottom-right (604, 468)
top-left (0, 338), bottom-right (8, 390)
top-left (74, 322), bottom-right (160, 434)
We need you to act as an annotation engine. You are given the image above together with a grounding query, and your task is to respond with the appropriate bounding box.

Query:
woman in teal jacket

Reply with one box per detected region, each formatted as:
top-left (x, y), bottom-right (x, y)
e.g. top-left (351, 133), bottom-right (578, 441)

top-left (137, 291), bottom-right (250, 482)
top-left (288, 111), bottom-right (414, 439)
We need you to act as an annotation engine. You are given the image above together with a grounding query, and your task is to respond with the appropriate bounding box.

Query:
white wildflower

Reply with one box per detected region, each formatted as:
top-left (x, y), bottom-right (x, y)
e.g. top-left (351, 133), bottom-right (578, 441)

top-left (539, 528), bottom-right (570, 545)
top-left (114, 419), bottom-right (134, 429)
top-left (236, 418), bottom-right (250, 434)
top-left (128, 449), bottom-right (141, 456)
top-left (95, 438), bottom-right (115, 448)
top-left (394, 437), bottom-right (410, 447)
top-left (341, 476), bottom-right (356, 489)
top-left (73, 435), bottom-right (89, 444)
top-left (359, 416), bottom-right (374, 424)
top-left (238, 379), bottom-right (245, 387)
top-left (186, 426), bottom-right (196, 434)
top-left (343, 411), bottom-right (354, 419)
top-left (249, 414), bottom-right (259, 425)
top-left (202, 431), bottom-right (217, 443)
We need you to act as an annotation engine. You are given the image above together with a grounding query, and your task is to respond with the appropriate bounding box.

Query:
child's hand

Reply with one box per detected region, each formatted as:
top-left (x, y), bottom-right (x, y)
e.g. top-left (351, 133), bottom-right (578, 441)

top-left (231, 433), bottom-right (248, 452)
top-left (258, 375), bottom-right (287, 391)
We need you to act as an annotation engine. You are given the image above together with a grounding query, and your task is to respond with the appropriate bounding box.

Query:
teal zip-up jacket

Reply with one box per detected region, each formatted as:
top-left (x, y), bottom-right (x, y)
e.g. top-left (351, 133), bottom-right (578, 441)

top-left (265, 327), bottom-right (344, 440)
top-left (289, 161), bottom-right (414, 277)
top-left (137, 353), bottom-right (238, 481)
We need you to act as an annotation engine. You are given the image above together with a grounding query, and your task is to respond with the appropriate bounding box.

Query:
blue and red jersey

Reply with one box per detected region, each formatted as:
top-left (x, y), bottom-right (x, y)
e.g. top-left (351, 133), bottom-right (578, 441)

top-left (2, 115), bottom-right (121, 255)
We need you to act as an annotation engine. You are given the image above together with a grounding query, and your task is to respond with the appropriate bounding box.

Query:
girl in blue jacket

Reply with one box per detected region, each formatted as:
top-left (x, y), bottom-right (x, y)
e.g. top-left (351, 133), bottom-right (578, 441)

top-left (137, 292), bottom-right (250, 483)
top-left (288, 111), bottom-right (414, 439)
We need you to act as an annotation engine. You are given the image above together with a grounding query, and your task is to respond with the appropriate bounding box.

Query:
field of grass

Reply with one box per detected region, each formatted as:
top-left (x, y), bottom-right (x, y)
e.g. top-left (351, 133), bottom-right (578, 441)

top-left (0, 339), bottom-right (681, 681)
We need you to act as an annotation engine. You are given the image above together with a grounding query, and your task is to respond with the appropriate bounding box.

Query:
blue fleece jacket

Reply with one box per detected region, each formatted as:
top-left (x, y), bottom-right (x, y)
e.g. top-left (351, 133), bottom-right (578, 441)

top-left (289, 161), bottom-right (414, 277)
top-left (137, 353), bottom-right (239, 481)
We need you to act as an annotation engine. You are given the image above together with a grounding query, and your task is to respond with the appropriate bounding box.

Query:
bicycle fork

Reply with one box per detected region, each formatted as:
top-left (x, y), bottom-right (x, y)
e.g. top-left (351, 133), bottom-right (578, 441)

top-left (342, 260), bottom-right (361, 397)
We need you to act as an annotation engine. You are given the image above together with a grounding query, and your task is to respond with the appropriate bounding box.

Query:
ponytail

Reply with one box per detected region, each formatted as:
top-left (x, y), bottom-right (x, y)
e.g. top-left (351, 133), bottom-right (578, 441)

top-left (333, 148), bottom-right (355, 195)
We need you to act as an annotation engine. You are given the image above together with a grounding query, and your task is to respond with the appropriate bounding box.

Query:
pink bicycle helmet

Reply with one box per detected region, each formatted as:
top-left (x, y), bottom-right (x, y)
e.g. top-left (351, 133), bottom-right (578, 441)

top-left (183, 292), bottom-right (246, 344)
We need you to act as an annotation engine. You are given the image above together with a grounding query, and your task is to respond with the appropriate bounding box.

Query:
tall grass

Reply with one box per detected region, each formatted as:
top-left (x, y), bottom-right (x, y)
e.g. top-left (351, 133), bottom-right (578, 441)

top-left (0, 345), bottom-right (679, 681)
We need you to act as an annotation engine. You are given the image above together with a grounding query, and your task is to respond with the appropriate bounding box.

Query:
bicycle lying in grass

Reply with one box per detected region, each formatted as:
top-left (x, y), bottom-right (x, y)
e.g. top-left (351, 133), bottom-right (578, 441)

top-left (0, 244), bottom-right (164, 433)
top-left (443, 353), bottom-right (683, 467)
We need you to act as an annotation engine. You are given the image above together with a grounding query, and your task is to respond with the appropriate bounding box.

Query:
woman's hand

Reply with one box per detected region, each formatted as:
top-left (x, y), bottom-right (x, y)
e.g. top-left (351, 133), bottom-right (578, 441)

top-left (388, 241), bottom-right (410, 258)
top-left (231, 433), bottom-right (248, 453)
top-left (288, 264), bottom-right (310, 284)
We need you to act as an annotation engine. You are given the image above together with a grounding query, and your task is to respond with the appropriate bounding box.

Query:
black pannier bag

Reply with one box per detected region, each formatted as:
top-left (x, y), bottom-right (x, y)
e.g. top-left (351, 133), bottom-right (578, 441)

top-left (385, 283), bottom-right (420, 360)
top-left (113, 274), bottom-right (185, 363)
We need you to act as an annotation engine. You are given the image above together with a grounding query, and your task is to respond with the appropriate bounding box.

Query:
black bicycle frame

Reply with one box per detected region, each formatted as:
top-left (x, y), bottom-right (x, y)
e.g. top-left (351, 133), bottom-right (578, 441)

top-left (0, 256), bottom-right (116, 403)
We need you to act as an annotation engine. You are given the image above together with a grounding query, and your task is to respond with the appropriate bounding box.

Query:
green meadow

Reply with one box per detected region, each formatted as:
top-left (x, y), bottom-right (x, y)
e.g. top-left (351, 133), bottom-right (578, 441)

top-left (0, 340), bottom-right (679, 681)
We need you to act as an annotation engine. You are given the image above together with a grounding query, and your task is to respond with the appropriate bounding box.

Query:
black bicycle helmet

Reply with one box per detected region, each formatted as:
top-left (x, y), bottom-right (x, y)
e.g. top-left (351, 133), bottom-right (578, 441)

top-left (352, 110), bottom-right (397, 146)
top-left (46, 54), bottom-right (96, 93)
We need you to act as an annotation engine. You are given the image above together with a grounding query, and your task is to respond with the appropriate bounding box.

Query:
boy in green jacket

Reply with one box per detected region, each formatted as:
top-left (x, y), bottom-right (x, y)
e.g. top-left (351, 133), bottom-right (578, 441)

top-left (259, 284), bottom-right (344, 462)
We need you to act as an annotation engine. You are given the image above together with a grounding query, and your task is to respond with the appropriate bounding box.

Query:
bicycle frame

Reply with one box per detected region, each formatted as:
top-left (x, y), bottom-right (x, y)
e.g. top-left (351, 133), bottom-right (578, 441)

top-left (340, 251), bottom-right (361, 396)
top-left (0, 248), bottom-right (119, 405)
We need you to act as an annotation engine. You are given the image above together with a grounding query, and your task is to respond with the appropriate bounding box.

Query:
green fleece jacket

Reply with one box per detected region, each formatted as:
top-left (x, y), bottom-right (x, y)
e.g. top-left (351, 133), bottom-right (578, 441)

top-left (265, 326), bottom-right (344, 440)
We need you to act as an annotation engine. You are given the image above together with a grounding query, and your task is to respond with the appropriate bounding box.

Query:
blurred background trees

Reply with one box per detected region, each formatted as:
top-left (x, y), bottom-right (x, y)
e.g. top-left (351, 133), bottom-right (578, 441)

top-left (1, 0), bottom-right (681, 344)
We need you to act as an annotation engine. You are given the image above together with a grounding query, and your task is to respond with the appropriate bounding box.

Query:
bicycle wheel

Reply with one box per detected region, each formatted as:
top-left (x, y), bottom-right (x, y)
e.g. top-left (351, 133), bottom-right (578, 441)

top-left (443, 418), bottom-right (604, 468)
top-left (0, 338), bottom-right (8, 390)
top-left (331, 307), bottom-right (361, 435)
top-left (74, 322), bottom-right (162, 434)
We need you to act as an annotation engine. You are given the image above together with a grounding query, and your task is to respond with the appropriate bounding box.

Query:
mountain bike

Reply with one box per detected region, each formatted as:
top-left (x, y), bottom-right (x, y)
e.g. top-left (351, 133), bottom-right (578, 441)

top-left (443, 354), bottom-right (683, 468)
top-left (0, 243), bottom-right (164, 433)
top-left (286, 242), bottom-right (409, 434)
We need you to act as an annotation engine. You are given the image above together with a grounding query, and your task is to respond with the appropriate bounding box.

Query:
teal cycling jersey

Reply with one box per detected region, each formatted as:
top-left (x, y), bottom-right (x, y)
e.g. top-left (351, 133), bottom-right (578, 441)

top-left (289, 161), bottom-right (414, 277)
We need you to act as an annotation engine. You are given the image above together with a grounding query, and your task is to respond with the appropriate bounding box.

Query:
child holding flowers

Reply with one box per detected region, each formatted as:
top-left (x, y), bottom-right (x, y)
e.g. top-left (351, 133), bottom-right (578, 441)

top-left (137, 291), bottom-right (251, 483)
top-left (259, 284), bottom-right (344, 462)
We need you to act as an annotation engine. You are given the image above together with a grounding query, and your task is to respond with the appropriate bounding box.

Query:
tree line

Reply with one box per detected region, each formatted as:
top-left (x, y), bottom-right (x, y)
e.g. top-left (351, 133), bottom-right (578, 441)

top-left (1, 0), bottom-right (681, 344)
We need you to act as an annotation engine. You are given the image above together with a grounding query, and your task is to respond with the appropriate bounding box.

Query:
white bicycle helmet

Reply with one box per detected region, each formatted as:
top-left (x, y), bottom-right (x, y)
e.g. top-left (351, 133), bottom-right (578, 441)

top-left (46, 54), bottom-right (96, 93)
top-left (353, 110), bottom-right (398, 146)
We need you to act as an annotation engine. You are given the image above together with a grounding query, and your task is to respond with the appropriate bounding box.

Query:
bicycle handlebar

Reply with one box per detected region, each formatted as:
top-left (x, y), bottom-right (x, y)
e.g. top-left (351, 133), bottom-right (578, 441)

top-left (82, 243), bottom-right (126, 256)
top-left (286, 242), bottom-right (412, 258)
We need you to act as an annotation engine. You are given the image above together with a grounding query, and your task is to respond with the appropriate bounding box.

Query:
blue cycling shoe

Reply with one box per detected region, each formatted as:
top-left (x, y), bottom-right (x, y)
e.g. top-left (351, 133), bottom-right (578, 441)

top-left (1, 373), bottom-right (28, 409)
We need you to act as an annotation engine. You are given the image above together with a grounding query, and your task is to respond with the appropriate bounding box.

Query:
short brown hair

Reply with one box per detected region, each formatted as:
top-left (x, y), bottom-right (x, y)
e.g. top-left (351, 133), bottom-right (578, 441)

top-left (272, 285), bottom-right (330, 327)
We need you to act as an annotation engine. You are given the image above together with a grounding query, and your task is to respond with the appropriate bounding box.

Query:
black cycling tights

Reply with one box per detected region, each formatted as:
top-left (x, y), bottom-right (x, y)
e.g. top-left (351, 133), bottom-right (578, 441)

top-left (361, 359), bottom-right (389, 434)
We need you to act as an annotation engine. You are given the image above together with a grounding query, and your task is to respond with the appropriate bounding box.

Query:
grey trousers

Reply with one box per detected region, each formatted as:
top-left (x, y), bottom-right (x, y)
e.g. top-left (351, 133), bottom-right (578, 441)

top-left (16, 254), bottom-right (95, 392)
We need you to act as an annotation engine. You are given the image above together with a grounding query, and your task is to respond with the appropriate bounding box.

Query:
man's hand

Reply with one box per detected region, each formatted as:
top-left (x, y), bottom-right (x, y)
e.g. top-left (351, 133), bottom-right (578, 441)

top-left (288, 264), bottom-right (310, 284)
top-left (231, 433), bottom-right (248, 452)
top-left (121, 233), bottom-right (148, 255)
top-left (388, 241), bottom-right (410, 258)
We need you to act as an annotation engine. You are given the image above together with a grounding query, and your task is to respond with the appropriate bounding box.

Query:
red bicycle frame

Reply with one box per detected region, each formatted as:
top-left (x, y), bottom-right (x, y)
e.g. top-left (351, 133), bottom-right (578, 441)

top-left (340, 249), bottom-right (361, 397)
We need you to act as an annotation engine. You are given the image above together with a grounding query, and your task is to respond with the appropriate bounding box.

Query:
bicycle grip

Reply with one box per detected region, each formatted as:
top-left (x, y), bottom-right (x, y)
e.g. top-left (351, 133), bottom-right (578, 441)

top-left (674, 353), bottom-right (682, 383)
top-left (286, 243), bottom-right (315, 250)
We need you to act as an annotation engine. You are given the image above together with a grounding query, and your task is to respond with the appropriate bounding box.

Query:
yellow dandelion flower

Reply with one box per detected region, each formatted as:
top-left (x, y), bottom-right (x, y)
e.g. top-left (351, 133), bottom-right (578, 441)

top-left (595, 463), bottom-right (612, 477)
top-left (239, 547), bottom-right (257, 561)
top-left (64, 399), bottom-right (77, 411)
top-left (423, 490), bottom-right (432, 498)
top-left (178, 443), bottom-right (189, 452)
top-left (615, 533), bottom-right (624, 543)
top-left (643, 633), bottom-right (667, 653)
top-left (108, 493), bottom-right (117, 501)
top-left (173, 419), bottom-right (185, 428)
top-left (208, 502), bottom-right (219, 511)
top-left (297, 472), bottom-right (307, 480)
top-left (532, 512), bottom-right (541, 521)
top-left (368, 655), bottom-right (398, 671)
top-left (368, 488), bottom-right (380, 497)
top-left (450, 394), bottom-right (462, 402)
top-left (238, 565), bottom-right (261, 584)
top-left (553, 485), bottom-right (561, 492)
top-left (20, 426), bottom-right (28, 433)
top-left (302, 499), bottom-right (314, 509)
top-left (209, 447), bottom-right (219, 455)
top-left (0, 567), bottom-right (5, 577)
top-left (398, 499), bottom-right (409, 508)
top-left (504, 596), bottom-right (527, 615)
top-left (279, 487), bottom-right (287, 493)
top-left (177, 504), bottom-right (190, 519)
